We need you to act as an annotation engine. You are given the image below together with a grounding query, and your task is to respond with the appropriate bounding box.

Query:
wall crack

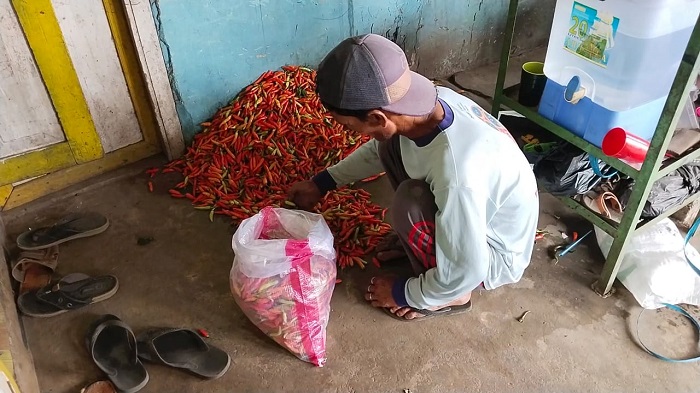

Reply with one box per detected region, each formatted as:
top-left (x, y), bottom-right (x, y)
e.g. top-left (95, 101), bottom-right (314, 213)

top-left (150, 0), bottom-right (193, 140)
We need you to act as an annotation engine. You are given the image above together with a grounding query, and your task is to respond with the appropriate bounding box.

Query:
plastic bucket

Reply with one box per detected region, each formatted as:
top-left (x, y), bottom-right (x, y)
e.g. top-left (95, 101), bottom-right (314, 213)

top-left (601, 127), bottom-right (649, 163)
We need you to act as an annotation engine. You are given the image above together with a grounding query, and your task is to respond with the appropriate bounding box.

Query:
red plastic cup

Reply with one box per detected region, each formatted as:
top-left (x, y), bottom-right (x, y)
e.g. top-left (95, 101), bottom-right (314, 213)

top-left (601, 127), bottom-right (649, 163)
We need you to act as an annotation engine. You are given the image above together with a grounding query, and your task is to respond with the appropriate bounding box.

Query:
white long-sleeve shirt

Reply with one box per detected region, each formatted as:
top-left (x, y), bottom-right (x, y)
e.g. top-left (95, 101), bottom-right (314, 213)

top-left (318, 87), bottom-right (539, 308)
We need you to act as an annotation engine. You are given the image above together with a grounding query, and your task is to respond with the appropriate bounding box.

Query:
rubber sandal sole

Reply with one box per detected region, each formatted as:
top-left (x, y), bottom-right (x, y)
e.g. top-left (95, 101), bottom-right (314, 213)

top-left (139, 347), bottom-right (232, 380)
top-left (382, 301), bottom-right (472, 322)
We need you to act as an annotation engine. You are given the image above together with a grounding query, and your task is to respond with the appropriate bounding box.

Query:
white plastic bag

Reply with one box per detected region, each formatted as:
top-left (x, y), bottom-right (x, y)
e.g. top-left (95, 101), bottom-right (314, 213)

top-left (595, 218), bottom-right (700, 309)
top-left (230, 207), bottom-right (336, 366)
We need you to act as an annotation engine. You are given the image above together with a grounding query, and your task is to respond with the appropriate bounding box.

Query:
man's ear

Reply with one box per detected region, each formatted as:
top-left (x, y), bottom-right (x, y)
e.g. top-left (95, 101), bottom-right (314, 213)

top-left (366, 110), bottom-right (388, 127)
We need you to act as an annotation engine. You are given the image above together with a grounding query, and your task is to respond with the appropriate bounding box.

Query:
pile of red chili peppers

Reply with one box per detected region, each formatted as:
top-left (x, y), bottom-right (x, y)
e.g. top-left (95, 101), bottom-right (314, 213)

top-left (152, 66), bottom-right (391, 268)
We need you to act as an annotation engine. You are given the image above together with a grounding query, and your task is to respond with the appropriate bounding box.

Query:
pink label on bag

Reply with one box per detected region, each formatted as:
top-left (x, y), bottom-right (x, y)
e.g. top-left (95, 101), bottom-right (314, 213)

top-left (284, 241), bottom-right (324, 366)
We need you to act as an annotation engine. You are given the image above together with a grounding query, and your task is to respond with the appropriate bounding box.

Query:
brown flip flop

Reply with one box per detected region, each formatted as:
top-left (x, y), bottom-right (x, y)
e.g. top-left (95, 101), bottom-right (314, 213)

top-left (81, 381), bottom-right (117, 393)
top-left (11, 246), bottom-right (59, 282)
top-left (583, 191), bottom-right (623, 222)
top-left (12, 246), bottom-right (59, 294)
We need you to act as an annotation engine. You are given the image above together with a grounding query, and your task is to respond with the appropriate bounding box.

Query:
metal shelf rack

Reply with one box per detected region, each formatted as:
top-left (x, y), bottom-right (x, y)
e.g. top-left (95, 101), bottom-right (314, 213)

top-left (492, 0), bottom-right (700, 296)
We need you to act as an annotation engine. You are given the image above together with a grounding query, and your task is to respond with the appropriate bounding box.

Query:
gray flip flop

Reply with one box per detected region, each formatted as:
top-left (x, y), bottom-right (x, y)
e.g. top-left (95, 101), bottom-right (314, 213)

top-left (383, 301), bottom-right (473, 322)
top-left (17, 212), bottom-right (109, 250)
top-left (87, 315), bottom-right (149, 393)
top-left (17, 273), bottom-right (119, 318)
top-left (137, 328), bottom-right (231, 380)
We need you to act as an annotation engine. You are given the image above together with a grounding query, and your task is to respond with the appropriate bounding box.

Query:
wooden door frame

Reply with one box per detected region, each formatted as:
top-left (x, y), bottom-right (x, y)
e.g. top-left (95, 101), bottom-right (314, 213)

top-left (121, 0), bottom-right (185, 161)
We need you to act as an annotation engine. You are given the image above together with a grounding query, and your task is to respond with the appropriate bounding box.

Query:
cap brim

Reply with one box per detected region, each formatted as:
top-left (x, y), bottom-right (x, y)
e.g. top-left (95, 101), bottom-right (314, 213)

top-left (382, 71), bottom-right (438, 116)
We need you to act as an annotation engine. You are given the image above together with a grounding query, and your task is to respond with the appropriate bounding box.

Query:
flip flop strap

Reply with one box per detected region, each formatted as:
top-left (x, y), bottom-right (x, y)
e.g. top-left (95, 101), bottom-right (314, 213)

top-left (12, 247), bottom-right (59, 280)
top-left (35, 284), bottom-right (91, 310)
top-left (31, 225), bottom-right (82, 243)
top-left (596, 197), bottom-right (612, 219)
top-left (15, 247), bottom-right (59, 266)
top-left (34, 276), bottom-right (112, 310)
top-left (140, 330), bottom-right (172, 365)
top-left (17, 247), bottom-right (59, 261)
top-left (90, 319), bottom-right (139, 366)
top-left (595, 191), bottom-right (623, 220)
top-left (140, 329), bottom-right (206, 368)
top-left (602, 192), bottom-right (622, 212)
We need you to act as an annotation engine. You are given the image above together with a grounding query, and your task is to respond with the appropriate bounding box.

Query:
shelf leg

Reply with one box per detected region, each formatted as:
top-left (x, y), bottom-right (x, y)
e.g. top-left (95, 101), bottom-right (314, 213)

top-left (593, 224), bottom-right (633, 297)
top-left (491, 0), bottom-right (519, 117)
top-left (594, 16), bottom-right (700, 296)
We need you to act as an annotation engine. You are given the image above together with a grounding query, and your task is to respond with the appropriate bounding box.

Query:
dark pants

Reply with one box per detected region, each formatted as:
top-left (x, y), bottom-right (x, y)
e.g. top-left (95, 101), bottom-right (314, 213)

top-left (378, 136), bottom-right (438, 276)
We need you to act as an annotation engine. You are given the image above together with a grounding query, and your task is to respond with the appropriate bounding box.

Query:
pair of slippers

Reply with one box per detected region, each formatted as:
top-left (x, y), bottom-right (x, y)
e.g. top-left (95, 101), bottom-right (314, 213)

top-left (13, 212), bottom-right (110, 296)
top-left (12, 213), bottom-right (117, 317)
top-left (87, 315), bottom-right (231, 393)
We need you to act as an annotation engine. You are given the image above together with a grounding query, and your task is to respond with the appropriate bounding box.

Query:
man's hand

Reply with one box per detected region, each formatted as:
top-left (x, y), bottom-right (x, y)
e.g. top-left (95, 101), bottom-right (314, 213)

top-left (287, 180), bottom-right (322, 211)
top-left (365, 275), bottom-right (399, 308)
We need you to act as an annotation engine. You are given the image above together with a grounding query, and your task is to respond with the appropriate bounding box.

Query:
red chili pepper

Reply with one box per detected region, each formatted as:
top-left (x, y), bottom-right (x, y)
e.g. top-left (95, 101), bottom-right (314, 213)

top-left (147, 181), bottom-right (154, 193)
top-left (197, 328), bottom-right (209, 338)
top-left (572, 231), bottom-right (579, 241)
top-left (361, 172), bottom-right (386, 183)
top-left (154, 66), bottom-right (388, 269)
top-left (231, 247), bottom-right (335, 365)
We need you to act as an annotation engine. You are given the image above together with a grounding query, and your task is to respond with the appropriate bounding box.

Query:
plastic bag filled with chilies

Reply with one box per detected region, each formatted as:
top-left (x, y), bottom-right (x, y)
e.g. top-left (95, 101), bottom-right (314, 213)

top-left (230, 207), bottom-right (336, 366)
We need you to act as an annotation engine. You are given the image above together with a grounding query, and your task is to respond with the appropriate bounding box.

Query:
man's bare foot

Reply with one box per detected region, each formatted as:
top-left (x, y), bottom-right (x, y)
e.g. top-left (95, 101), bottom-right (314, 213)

top-left (387, 291), bottom-right (472, 320)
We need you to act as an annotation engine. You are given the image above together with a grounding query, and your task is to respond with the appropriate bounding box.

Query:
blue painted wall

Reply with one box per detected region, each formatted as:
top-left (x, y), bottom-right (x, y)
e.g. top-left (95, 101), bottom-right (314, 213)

top-left (150, 0), bottom-right (553, 142)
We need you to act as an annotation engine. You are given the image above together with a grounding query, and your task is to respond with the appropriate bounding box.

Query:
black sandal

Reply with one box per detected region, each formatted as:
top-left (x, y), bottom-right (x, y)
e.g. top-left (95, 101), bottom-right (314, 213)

top-left (87, 315), bottom-right (149, 393)
top-left (17, 212), bottom-right (109, 250)
top-left (137, 328), bottom-right (231, 379)
top-left (17, 273), bottom-right (118, 317)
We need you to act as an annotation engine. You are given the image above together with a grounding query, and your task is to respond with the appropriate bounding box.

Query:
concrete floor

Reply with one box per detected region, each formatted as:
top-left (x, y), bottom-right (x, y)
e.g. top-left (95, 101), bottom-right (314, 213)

top-left (5, 54), bottom-right (700, 392)
top-left (4, 156), bottom-right (700, 393)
